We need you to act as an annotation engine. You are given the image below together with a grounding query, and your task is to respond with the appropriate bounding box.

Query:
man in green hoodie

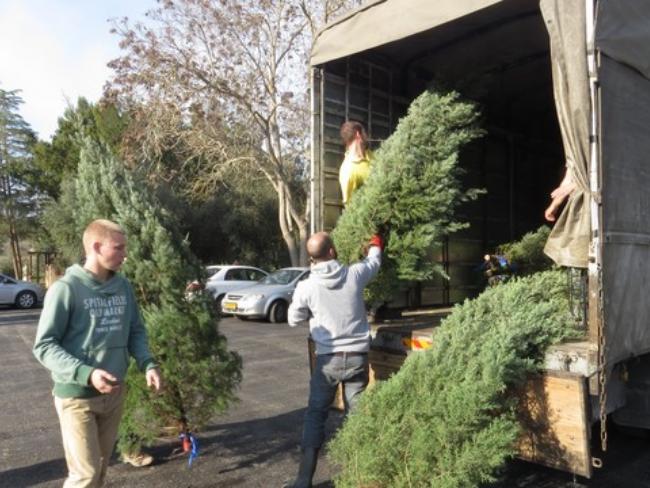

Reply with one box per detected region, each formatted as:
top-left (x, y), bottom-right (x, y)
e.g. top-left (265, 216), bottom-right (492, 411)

top-left (34, 219), bottom-right (162, 488)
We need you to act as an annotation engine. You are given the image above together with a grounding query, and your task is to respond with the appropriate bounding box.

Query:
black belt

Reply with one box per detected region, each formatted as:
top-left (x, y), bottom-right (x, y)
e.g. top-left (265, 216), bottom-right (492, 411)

top-left (323, 351), bottom-right (368, 357)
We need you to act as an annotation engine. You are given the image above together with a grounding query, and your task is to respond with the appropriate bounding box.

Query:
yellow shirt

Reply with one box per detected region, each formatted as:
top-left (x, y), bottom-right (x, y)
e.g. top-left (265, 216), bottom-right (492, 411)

top-left (339, 150), bottom-right (372, 205)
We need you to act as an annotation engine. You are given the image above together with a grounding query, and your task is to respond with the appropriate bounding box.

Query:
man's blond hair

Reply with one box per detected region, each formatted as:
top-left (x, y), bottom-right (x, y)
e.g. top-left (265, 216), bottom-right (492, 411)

top-left (83, 219), bottom-right (125, 254)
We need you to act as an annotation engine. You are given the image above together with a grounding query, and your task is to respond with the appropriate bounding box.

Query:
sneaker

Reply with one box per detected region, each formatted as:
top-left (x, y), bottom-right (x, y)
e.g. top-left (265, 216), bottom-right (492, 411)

top-left (121, 452), bottom-right (154, 467)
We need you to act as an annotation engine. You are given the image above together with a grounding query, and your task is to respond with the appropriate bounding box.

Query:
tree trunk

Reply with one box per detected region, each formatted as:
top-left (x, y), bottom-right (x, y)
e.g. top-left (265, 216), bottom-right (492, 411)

top-left (277, 183), bottom-right (300, 266)
top-left (298, 219), bottom-right (309, 266)
top-left (0, 173), bottom-right (23, 278)
top-left (9, 222), bottom-right (22, 279)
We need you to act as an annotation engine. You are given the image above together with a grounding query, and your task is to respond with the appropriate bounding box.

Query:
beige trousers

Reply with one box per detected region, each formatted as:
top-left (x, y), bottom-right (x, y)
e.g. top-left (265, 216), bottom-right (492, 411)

top-left (54, 389), bottom-right (125, 488)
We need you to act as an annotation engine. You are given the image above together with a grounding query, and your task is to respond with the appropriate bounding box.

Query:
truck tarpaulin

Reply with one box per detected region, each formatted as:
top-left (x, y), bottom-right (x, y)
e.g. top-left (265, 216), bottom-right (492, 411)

top-left (539, 0), bottom-right (591, 268)
top-left (311, 0), bottom-right (502, 67)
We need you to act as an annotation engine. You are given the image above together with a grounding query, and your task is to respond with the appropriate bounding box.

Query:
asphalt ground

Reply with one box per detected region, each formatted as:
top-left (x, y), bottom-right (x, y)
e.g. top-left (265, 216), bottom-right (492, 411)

top-left (0, 308), bottom-right (341, 488)
top-left (1, 307), bottom-right (650, 487)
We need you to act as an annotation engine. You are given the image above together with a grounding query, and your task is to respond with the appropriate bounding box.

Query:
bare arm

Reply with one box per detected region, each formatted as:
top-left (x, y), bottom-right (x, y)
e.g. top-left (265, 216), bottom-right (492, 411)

top-left (545, 169), bottom-right (577, 222)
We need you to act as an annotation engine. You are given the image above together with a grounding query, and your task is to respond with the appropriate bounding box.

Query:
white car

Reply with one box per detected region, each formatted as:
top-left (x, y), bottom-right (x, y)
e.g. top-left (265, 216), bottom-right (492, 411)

top-left (204, 265), bottom-right (268, 309)
top-left (222, 267), bottom-right (310, 323)
top-left (0, 273), bottom-right (45, 309)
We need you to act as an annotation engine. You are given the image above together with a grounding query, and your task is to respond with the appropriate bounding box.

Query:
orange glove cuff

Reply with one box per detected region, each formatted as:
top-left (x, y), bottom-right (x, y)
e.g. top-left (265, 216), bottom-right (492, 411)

top-left (369, 234), bottom-right (384, 251)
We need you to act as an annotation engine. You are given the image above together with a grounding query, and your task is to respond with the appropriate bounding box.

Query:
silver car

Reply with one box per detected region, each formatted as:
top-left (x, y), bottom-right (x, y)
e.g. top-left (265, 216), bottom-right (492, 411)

top-left (222, 267), bottom-right (310, 323)
top-left (0, 273), bottom-right (45, 309)
top-left (204, 265), bottom-right (268, 309)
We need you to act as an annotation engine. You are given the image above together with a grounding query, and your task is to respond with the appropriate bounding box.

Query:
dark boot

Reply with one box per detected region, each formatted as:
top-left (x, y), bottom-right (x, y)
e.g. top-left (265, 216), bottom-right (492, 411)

top-left (284, 447), bottom-right (319, 488)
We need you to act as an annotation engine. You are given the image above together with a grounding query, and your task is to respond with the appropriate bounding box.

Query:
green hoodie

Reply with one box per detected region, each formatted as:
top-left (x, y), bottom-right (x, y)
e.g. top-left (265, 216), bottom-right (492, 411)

top-left (33, 264), bottom-right (155, 398)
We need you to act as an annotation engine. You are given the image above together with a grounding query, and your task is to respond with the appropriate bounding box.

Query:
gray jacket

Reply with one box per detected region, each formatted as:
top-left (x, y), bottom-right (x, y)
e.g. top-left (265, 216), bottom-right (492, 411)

top-left (288, 246), bottom-right (381, 354)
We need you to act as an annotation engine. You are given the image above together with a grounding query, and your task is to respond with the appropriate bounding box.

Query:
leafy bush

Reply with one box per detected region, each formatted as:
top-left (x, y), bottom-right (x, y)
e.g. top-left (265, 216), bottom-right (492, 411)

top-left (329, 270), bottom-right (581, 488)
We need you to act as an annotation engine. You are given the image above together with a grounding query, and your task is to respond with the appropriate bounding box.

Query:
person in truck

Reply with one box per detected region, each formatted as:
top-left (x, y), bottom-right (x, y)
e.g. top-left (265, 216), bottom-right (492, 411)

top-left (285, 231), bottom-right (383, 488)
top-left (339, 120), bottom-right (373, 206)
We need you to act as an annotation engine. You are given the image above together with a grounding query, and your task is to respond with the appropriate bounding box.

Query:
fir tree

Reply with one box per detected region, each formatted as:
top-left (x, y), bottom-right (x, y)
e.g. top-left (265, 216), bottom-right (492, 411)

top-left (74, 137), bottom-right (242, 454)
top-left (332, 90), bottom-right (483, 304)
top-left (498, 225), bottom-right (553, 276)
top-left (0, 88), bottom-right (39, 278)
top-left (329, 270), bottom-right (581, 487)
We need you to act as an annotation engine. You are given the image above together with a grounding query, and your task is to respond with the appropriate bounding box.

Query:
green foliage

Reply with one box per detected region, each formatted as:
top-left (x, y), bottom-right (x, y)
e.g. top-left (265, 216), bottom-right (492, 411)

top-left (0, 252), bottom-right (13, 275)
top-left (332, 90), bottom-right (483, 303)
top-left (32, 98), bottom-right (128, 198)
top-left (329, 270), bottom-right (582, 488)
top-left (157, 180), bottom-right (289, 269)
top-left (40, 180), bottom-right (83, 264)
top-left (72, 136), bottom-right (241, 453)
top-left (38, 98), bottom-right (131, 266)
top-left (39, 97), bottom-right (287, 270)
top-left (498, 226), bottom-right (553, 276)
top-left (118, 302), bottom-right (242, 453)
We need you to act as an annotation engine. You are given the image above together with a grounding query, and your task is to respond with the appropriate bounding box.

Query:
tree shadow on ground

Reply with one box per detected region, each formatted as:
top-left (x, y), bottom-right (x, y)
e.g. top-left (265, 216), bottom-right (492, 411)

top-left (146, 406), bottom-right (345, 484)
top-left (0, 458), bottom-right (66, 487)
top-left (201, 407), bottom-right (343, 474)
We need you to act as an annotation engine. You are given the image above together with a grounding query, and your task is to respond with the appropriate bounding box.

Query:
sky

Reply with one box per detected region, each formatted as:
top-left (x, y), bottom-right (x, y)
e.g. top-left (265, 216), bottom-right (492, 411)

top-left (0, 0), bottom-right (154, 140)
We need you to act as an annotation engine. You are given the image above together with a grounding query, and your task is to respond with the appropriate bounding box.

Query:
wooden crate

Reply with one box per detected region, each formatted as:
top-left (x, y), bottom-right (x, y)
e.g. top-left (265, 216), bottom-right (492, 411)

top-left (371, 322), bottom-right (440, 354)
top-left (308, 339), bottom-right (593, 478)
top-left (516, 371), bottom-right (592, 478)
top-left (368, 349), bottom-right (406, 383)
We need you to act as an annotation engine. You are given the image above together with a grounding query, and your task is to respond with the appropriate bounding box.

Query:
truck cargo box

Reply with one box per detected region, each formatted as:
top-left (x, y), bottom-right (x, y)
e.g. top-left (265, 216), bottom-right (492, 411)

top-left (309, 0), bottom-right (650, 476)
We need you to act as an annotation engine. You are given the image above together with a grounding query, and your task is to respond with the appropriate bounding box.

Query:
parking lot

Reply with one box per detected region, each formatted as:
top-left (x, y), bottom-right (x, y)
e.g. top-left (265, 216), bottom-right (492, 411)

top-left (1, 307), bottom-right (650, 487)
top-left (0, 308), bottom-right (342, 487)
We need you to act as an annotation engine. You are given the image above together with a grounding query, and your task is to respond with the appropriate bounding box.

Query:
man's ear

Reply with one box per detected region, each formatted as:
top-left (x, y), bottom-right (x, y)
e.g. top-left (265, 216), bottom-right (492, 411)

top-left (92, 240), bottom-right (103, 255)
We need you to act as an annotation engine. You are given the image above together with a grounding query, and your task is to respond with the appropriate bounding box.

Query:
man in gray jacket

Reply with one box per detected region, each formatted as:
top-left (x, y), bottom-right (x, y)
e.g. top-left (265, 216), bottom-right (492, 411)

top-left (286, 231), bottom-right (382, 488)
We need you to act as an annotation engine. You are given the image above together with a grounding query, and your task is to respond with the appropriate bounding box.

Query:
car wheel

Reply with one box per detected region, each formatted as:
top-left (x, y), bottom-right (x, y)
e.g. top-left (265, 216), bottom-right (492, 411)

top-left (269, 300), bottom-right (288, 323)
top-left (15, 291), bottom-right (37, 309)
top-left (215, 295), bottom-right (225, 314)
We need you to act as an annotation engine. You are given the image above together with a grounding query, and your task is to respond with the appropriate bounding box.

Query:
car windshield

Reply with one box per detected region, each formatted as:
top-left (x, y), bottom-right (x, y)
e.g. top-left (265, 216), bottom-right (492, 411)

top-left (261, 269), bottom-right (303, 285)
top-left (206, 267), bottom-right (222, 278)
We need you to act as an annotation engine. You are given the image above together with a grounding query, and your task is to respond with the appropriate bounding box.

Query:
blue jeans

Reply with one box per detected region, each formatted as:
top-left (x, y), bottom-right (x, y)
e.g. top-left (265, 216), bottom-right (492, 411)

top-left (301, 352), bottom-right (369, 449)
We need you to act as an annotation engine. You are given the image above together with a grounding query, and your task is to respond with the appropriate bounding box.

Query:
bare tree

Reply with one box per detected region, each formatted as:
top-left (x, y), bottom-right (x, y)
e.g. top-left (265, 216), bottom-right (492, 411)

top-left (107, 0), bottom-right (361, 265)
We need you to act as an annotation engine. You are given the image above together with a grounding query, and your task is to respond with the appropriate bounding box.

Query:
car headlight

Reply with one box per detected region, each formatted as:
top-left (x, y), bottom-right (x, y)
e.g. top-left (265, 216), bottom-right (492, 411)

top-left (241, 294), bottom-right (265, 304)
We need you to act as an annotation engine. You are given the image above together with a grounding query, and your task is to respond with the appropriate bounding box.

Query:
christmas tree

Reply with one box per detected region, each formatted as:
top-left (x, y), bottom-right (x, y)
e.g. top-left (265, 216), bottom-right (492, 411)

top-left (329, 270), bottom-right (581, 487)
top-left (332, 90), bottom-right (483, 304)
top-left (74, 137), bottom-right (242, 454)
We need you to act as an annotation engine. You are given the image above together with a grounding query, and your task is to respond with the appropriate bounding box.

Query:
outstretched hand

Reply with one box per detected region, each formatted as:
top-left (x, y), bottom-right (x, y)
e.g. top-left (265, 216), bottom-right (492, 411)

top-left (545, 175), bottom-right (577, 222)
top-left (362, 233), bottom-right (385, 256)
top-left (545, 186), bottom-right (575, 222)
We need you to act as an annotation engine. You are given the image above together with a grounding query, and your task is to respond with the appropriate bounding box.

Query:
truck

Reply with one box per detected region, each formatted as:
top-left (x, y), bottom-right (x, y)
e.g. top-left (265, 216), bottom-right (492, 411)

top-left (308, 0), bottom-right (650, 479)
